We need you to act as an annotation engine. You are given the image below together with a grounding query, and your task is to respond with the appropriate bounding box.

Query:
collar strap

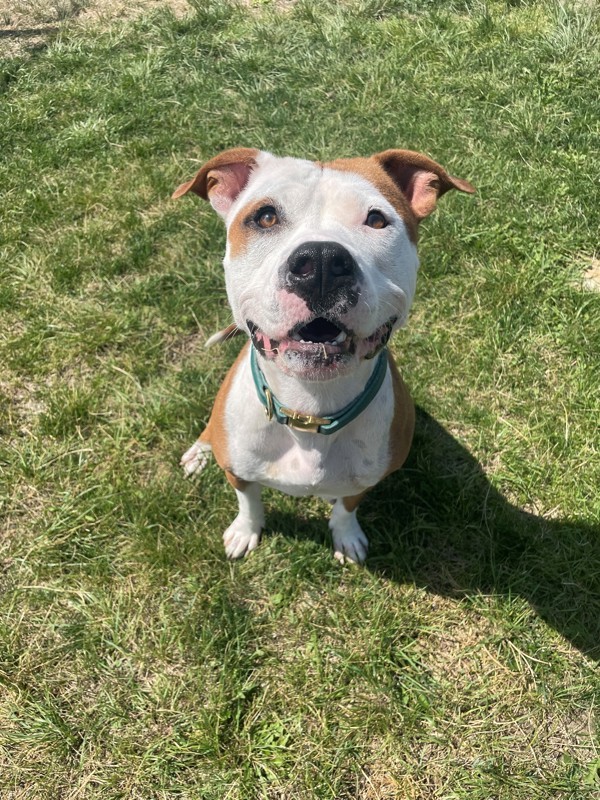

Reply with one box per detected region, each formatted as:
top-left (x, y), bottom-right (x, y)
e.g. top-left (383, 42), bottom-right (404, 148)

top-left (250, 346), bottom-right (388, 435)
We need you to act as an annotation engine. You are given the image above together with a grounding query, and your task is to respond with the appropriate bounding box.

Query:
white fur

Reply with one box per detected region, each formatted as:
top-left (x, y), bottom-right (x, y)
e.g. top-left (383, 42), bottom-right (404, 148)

top-left (181, 439), bottom-right (212, 477)
top-left (329, 500), bottom-right (369, 564)
top-left (223, 484), bottom-right (264, 559)
top-left (226, 351), bottom-right (394, 499)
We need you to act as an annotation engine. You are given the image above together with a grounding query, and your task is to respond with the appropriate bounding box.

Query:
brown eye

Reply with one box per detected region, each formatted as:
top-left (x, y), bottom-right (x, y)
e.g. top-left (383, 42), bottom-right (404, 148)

top-left (255, 206), bottom-right (278, 228)
top-left (365, 210), bottom-right (388, 229)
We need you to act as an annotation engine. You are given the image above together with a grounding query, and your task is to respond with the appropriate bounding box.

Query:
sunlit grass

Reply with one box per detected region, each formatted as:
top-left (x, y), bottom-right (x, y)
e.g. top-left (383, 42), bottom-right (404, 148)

top-left (1, 1), bottom-right (599, 797)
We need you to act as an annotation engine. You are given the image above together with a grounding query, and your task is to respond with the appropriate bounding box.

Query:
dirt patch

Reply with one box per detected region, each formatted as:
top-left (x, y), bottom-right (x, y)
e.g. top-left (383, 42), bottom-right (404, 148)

top-left (0, 0), bottom-right (192, 59)
top-left (0, 377), bottom-right (46, 434)
top-left (163, 330), bottom-right (205, 366)
top-left (0, 0), bottom-right (299, 59)
top-left (582, 257), bottom-right (600, 292)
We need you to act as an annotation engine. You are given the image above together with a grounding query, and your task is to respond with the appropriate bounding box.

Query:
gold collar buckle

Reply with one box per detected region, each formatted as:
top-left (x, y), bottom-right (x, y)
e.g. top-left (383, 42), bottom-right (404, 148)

top-left (280, 407), bottom-right (332, 433)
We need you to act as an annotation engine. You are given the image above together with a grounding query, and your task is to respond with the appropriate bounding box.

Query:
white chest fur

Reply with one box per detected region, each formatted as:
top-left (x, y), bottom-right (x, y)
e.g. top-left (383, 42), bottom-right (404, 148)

top-left (224, 351), bottom-right (394, 499)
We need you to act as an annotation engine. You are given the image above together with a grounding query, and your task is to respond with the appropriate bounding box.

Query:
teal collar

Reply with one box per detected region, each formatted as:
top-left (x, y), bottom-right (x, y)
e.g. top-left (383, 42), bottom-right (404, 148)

top-left (250, 346), bottom-right (388, 435)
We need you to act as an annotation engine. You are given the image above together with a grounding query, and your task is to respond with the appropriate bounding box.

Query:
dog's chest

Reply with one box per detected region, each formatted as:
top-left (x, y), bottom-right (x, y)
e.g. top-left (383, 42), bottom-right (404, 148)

top-left (261, 434), bottom-right (385, 497)
top-left (224, 359), bottom-right (394, 498)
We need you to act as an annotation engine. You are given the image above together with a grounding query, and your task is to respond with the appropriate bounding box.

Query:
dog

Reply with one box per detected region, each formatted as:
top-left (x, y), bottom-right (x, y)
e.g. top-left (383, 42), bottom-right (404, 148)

top-left (173, 147), bottom-right (474, 563)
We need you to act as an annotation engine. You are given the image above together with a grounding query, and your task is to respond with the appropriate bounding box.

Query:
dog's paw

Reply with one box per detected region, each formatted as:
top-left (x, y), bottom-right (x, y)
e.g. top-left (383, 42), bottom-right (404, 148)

top-left (223, 517), bottom-right (261, 559)
top-left (180, 440), bottom-right (212, 477)
top-left (329, 518), bottom-right (369, 565)
top-left (329, 499), bottom-right (369, 565)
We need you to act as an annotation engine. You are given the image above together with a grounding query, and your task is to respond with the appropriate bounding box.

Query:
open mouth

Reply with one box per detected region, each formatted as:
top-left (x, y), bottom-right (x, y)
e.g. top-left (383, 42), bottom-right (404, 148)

top-left (291, 317), bottom-right (348, 346)
top-left (247, 315), bottom-right (397, 367)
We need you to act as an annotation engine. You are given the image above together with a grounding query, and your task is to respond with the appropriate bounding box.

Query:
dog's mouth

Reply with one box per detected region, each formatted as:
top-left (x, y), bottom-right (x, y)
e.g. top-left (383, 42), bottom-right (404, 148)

top-left (247, 316), bottom-right (397, 372)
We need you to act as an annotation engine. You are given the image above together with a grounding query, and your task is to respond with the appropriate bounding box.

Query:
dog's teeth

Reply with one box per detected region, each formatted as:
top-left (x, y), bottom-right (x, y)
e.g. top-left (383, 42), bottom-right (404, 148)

top-left (334, 331), bottom-right (347, 343)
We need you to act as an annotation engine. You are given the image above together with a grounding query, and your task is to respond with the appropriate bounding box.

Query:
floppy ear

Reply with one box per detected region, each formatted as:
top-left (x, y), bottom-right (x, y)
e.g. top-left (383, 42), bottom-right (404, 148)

top-left (172, 147), bottom-right (260, 217)
top-left (372, 149), bottom-right (475, 220)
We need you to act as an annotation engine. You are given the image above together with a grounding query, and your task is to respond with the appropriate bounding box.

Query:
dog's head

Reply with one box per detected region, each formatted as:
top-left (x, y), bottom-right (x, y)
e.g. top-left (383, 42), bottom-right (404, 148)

top-left (173, 148), bottom-right (474, 380)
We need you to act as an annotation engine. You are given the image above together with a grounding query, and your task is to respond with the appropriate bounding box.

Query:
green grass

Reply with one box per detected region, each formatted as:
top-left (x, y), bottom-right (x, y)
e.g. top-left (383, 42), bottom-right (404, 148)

top-left (1, 1), bottom-right (599, 797)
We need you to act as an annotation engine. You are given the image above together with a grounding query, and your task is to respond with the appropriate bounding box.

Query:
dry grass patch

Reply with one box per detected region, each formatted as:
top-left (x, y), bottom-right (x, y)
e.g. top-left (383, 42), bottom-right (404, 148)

top-left (581, 257), bottom-right (600, 292)
top-left (0, 0), bottom-right (191, 58)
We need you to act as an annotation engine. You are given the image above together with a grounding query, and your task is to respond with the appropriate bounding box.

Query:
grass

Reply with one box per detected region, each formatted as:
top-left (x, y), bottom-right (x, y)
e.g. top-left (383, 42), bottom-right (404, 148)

top-left (1, 0), bottom-right (599, 797)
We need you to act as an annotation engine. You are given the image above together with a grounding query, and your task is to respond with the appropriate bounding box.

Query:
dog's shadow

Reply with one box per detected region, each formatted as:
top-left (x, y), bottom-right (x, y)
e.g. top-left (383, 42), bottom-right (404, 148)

top-left (269, 407), bottom-right (600, 661)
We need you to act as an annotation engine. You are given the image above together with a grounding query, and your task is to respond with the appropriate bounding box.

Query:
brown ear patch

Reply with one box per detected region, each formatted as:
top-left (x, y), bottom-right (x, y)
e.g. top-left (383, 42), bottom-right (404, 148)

top-left (374, 149), bottom-right (475, 221)
top-left (172, 147), bottom-right (260, 216)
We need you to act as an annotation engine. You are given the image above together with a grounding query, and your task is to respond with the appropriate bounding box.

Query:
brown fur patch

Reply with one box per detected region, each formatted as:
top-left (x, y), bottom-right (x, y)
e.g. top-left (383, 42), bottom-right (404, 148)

top-left (225, 470), bottom-right (250, 491)
top-left (374, 149), bottom-right (475, 220)
top-left (342, 352), bottom-right (414, 514)
top-left (199, 342), bottom-right (250, 483)
top-left (227, 197), bottom-right (275, 260)
top-left (172, 147), bottom-right (259, 200)
top-left (342, 492), bottom-right (369, 513)
top-left (324, 157), bottom-right (420, 243)
top-left (384, 351), bottom-right (415, 476)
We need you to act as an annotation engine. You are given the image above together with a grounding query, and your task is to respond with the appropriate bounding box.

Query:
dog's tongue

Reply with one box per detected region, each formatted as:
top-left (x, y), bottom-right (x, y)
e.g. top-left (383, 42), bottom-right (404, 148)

top-left (297, 317), bottom-right (341, 343)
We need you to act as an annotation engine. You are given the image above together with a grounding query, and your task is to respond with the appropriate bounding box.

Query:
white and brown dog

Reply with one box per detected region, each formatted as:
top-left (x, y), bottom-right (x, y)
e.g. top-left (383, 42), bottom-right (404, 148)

top-left (174, 147), bottom-right (474, 563)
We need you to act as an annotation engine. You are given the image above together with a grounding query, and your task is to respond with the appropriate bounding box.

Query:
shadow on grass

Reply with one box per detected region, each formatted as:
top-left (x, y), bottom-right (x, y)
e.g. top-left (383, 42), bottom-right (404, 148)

top-left (272, 407), bottom-right (600, 661)
top-left (0, 28), bottom-right (59, 37)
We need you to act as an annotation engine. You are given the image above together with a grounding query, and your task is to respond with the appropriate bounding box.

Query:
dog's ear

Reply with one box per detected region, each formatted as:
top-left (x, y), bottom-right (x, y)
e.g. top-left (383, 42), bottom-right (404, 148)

top-left (372, 149), bottom-right (475, 220)
top-left (172, 147), bottom-right (260, 217)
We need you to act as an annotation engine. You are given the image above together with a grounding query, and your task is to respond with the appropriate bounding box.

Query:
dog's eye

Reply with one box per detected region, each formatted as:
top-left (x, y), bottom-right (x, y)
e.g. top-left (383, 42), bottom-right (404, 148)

top-left (365, 210), bottom-right (388, 229)
top-left (255, 206), bottom-right (279, 229)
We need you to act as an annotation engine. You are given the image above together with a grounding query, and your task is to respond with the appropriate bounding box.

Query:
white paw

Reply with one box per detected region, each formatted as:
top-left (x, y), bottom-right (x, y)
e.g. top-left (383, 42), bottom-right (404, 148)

top-left (180, 440), bottom-right (211, 477)
top-left (223, 517), bottom-right (261, 559)
top-left (329, 516), bottom-right (368, 564)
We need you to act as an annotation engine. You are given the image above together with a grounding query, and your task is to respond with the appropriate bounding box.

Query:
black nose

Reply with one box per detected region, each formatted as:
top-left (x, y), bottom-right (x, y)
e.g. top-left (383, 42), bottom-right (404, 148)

top-left (285, 241), bottom-right (358, 307)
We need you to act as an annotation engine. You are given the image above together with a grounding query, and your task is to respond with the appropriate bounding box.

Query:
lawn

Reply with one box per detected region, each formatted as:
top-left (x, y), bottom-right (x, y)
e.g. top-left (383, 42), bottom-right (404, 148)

top-left (1, 1), bottom-right (599, 797)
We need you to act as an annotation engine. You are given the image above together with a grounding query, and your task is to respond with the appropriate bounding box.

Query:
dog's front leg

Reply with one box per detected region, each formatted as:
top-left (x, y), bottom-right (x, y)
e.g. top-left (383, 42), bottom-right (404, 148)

top-left (223, 479), bottom-right (264, 559)
top-left (329, 495), bottom-right (369, 565)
